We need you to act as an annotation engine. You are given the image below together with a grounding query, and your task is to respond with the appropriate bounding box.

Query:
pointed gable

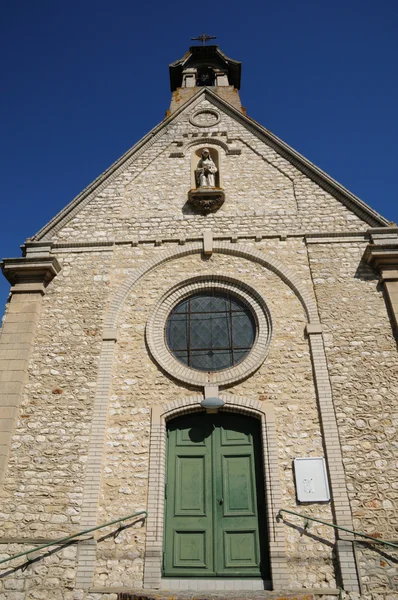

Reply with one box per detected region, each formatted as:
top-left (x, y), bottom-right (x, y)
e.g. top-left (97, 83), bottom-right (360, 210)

top-left (31, 88), bottom-right (388, 243)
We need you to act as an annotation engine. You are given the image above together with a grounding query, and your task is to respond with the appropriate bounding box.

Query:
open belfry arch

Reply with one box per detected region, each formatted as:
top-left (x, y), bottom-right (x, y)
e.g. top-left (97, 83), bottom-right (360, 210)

top-left (0, 38), bottom-right (397, 600)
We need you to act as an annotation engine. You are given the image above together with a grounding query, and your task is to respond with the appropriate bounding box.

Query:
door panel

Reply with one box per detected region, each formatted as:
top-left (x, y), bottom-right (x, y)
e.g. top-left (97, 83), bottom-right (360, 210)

top-left (163, 413), bottom-right (268, 578)
top-left (221, 454), bottom-right (256, 515)
top-left (175, 456), bottom-right (207, 516)
top-left (220, 427), bottom-right (251, 446)
top-left (223, 530), bottom-right (259, 568)
top-left (176, 425), bottom-right (209, 446)
top-left (164, 416), bottom-right (214, 576)
top-left (173, 531), bottom-right (208, 568)
top-left (215, 415), bottom-right (263, 576)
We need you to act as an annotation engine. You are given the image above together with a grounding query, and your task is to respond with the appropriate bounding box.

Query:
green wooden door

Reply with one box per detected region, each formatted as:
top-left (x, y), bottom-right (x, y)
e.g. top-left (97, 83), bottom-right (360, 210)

top-left (163, 412), bottom-right (268, 578)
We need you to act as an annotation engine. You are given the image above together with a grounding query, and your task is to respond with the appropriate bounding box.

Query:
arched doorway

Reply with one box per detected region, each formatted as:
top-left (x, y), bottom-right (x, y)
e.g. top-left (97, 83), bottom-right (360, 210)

top-left (163, 411), bottom-right (269, 579)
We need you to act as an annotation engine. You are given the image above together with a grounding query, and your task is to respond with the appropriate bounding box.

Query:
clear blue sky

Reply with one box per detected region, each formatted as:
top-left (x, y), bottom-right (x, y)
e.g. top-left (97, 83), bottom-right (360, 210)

top-left (1, 0), bottom-right (397, 314)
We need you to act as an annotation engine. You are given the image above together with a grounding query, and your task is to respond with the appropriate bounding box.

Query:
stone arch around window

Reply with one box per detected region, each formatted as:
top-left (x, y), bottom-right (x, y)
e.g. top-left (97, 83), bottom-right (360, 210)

top-left (176, 137), bottom-right (236, 158)
top-left (103, 242), bottom-right (319, 331)
top-left (146, 275), bottom-right (272, 387)
top-left (142, 394), bottom-right (287, 590)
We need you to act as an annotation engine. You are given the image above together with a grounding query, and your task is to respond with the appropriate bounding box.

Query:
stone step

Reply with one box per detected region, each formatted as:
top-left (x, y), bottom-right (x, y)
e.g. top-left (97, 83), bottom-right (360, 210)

top-left (115, 593), bottom-right (315, 600)
top-left (87, 589), bottom-right (339, 600)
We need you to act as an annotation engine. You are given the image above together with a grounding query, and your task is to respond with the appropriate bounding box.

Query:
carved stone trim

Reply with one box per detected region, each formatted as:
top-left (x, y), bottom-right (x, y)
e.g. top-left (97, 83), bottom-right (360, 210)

top-left (367, 226), bottom-right (398, 242)
top-left (170, 135), bottom-right (241, 157)
top-left (189, 108), bottom-right (221, 128)
top-left (1, 257), bottom-right (61, 293)
top-left (306, 329), bottom-right (360, 591)
top-left (306, 322), bottom-right (323, 335)
top-left (146, 276), bottom-right (272, 387)
top-left (104, 242), bottom-right (319, 330)
top-left (203, 230), bottom-right (213, 255)
top-left (188, 187), bottom-right (225, 214)
top-left (364, 244), bottom-right (398, 269)
top-left (364, 236), bottom-right (398, 335)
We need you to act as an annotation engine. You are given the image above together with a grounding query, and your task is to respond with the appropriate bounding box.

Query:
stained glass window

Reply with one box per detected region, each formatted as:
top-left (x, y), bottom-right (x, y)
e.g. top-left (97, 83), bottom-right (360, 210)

top-left (165, 292), bottom-right (256, 371)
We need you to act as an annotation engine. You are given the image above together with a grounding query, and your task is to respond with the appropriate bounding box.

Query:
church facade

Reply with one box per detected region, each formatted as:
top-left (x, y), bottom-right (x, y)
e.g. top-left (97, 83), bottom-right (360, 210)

top-left (0, 44), bottom-right (397, 600)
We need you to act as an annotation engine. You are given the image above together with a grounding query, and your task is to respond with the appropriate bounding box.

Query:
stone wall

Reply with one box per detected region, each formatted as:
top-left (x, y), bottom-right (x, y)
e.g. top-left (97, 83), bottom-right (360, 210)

top-left (308, 241), bottom-right (398, 541)
top-left (0, 251), bottom-right (113, 540)
top-left (169, 86), bottom-right (243, 113)
top-left (356, 544), bottom-right (398, 596)
top-left (0, 543), bottom-right (78, 600)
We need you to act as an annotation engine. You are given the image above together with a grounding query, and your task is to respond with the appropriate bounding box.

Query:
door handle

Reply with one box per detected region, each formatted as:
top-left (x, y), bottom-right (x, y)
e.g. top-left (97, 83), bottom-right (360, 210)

top-left (219, 498), bottom-right (223, 505)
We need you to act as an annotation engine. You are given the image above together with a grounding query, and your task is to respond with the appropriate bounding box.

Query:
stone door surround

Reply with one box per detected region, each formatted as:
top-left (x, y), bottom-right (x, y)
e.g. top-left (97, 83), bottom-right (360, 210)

top-left (143, 395), bottom-right (284, 590)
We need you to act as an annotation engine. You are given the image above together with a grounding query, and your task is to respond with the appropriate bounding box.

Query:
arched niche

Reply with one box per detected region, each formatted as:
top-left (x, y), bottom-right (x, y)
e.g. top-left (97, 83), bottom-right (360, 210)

top-left (190, 146), bottom-right (222, 189)
top-left (196, 66), bottom-right (215, 86)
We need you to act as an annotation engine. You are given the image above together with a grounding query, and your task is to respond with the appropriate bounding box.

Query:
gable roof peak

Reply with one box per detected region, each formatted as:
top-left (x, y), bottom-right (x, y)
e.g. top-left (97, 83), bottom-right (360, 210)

top-left (31, 87), bottom-right (389, 241)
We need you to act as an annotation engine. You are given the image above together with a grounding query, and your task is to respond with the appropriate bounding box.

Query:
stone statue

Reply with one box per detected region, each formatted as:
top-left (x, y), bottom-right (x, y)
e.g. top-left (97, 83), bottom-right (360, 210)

top-left (196, 148), bottom-right (217, 188)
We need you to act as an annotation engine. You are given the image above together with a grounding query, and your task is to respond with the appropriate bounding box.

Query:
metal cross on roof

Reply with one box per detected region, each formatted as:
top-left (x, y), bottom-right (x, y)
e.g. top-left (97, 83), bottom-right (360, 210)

top-left (191, 33), bottom-right (217, 45)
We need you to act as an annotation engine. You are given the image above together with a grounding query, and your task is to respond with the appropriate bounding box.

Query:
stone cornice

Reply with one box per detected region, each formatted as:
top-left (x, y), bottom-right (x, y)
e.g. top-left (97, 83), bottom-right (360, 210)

top-left (364, 228), bottom-right (398, 336)
top-left (21, 230), bottom-right (372, 254)
top-left (364, 245), bottom-right (398, 271)
top-left (364, 227), bottom-right (398, 272)
top-left (364, 228), bottom-right (398, 271)
top-left (1, 256), bottom-right (61, 293)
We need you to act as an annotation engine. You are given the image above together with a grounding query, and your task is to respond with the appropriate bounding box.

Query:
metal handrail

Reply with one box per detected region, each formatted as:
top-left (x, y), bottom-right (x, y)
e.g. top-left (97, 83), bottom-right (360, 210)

top-left (0, 510), bottom-right (148, 567)
top-left (277, 508), bottom-right (398, 550)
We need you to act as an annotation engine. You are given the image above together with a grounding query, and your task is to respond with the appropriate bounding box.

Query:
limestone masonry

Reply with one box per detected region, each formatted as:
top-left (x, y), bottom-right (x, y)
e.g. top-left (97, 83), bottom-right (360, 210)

top-left (0, 44), bottom-right (397, 600)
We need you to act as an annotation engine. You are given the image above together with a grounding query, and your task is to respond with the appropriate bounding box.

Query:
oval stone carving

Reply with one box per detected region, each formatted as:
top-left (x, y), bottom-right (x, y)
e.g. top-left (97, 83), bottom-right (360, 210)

top-left (190, 109), bottom-right (221, 128)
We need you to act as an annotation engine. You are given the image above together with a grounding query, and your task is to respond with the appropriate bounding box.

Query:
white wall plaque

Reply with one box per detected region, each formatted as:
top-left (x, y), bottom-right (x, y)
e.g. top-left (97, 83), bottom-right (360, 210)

top-left (294, 457), bottom-right (330, 503)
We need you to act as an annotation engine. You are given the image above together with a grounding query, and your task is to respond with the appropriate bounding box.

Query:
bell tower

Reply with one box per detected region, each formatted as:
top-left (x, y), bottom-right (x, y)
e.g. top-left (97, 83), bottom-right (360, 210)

top-left (168, 36), bottom-right (242, 113)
